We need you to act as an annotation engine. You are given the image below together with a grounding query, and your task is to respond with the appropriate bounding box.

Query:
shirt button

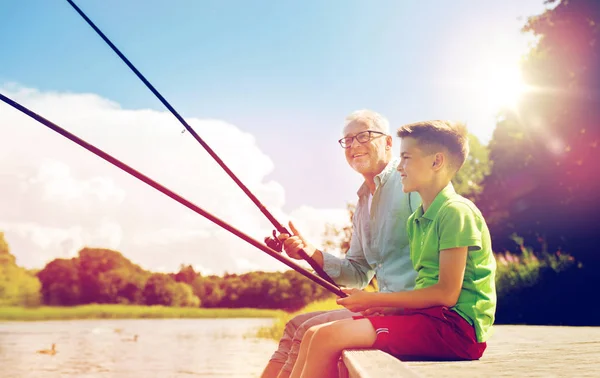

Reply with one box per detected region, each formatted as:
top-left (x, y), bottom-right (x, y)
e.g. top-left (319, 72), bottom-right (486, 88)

top-left (378, 263), bottom-right (382, 268)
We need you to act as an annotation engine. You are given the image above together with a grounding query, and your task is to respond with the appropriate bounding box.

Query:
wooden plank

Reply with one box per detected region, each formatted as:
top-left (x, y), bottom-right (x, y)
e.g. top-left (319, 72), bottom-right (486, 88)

top-left (341, 349), bottom-right (422, 378)
top-left (405, 325), bottom-right (600, 378)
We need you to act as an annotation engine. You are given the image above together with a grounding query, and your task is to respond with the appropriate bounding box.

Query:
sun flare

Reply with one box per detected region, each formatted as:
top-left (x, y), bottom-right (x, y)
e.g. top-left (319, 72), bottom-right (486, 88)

top-left (487, 65), bottom-right (528, 110)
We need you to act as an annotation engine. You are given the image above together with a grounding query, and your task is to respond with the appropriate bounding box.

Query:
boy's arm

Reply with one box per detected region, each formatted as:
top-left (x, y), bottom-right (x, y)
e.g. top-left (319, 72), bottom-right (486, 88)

top-left (337, 247), bottom-right (467, 311)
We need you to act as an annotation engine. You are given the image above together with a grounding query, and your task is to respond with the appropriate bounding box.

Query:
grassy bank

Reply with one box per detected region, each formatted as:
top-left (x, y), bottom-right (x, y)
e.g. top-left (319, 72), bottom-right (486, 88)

top-left (256, 298), bottom-right (342, 341)
top-left (0, 304), bottom-right (285, 321)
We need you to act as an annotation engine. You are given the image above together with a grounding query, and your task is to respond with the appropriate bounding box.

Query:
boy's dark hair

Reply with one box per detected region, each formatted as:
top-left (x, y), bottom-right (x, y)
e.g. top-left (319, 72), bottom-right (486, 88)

top-left (396, 120), bottom-right (469, 172)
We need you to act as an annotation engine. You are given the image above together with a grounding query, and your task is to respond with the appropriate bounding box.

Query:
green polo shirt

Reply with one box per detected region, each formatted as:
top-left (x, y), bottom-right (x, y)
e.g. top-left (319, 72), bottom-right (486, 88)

top-left (407, 183), bottom-right (496, 343)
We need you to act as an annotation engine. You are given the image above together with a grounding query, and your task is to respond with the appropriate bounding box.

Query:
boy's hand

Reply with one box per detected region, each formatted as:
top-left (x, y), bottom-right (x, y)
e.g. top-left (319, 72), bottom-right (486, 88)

top-left (336, 288), bottom-right (375, 312)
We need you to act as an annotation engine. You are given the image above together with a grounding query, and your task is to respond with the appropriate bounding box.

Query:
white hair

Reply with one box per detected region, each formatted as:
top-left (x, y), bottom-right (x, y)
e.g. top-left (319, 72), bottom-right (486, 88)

top-left (343, 109), bottom-right (390, 135)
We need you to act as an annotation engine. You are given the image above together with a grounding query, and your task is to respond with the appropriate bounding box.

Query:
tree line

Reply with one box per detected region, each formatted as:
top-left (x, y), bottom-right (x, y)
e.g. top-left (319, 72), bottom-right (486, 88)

top-left (0, 233), bottom-right (333, 311)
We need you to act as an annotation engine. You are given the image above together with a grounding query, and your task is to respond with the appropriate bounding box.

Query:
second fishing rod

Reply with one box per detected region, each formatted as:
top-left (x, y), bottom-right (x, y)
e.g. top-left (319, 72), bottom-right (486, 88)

top-left (65, 0), bottom-right (337, 287)
top-left (0, 92), bottom-right (346, 298)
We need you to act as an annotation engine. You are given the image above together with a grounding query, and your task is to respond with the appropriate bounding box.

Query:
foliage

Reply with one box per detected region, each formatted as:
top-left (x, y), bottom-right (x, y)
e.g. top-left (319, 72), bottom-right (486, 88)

top-left (0, 304), bottom-right (283, 321)
top-left (0, 233), bottom-right (41, 306)
top-left (78, 248), bottom-right (149, 304)
top-left (37, 258), bottom-right (81, 305)
top-left (493, 235), bottom-right (598, 325)
top-left (28, 241), bottom-right (334, 310)
top-left (0, 233), bottom-right (15, 264)
top-left (200, 270), bottom-right (334, 311)
top-left (479, 0), bottom-right (600, 265)
top-left (452, 133), bottom-right (491, 199)
top-left (142, 273), bottom-right (200, 307)
top-left (495, 234), bottom-right (576, 299)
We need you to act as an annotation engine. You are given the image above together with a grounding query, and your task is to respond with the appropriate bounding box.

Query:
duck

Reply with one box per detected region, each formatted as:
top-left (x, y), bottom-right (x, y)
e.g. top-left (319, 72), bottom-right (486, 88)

top-left (36, 343), bottom-right (57, 356)
top-left (122, 334), bottom-right (138, 342)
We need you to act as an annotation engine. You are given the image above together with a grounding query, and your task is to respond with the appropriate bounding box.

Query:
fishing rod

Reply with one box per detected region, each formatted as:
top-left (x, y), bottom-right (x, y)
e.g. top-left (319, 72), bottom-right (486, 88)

top-left (0, 92), bottom-right (346, 298)
top-left (64, 0), bottom-right (337, 287)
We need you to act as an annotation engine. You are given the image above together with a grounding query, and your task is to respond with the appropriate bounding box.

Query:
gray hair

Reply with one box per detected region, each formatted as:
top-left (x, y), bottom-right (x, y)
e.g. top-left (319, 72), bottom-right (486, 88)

top-left (343, 109), bottom-right (390, 135)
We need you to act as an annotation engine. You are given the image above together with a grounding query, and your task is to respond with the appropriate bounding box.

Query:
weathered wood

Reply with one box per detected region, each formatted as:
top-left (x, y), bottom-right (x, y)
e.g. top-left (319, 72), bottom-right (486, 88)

top-left (340, 349), bottom-right (422, 378)
top-left (406, 325), bottom-right (600, 378)
top-left (339, 326), bottom-right (600, 378)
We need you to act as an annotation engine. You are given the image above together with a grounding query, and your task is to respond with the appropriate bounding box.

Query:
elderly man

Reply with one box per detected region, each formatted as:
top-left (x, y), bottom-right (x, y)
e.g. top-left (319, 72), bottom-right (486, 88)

top-left (261, 109), bottom-right (421, 378)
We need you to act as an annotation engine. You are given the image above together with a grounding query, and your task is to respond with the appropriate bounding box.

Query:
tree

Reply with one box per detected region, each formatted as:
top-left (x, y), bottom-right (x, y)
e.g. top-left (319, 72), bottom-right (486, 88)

top-left (200, 277), bottom-right (225, 307)
top-left (142, 273), bottom-right (199, 307)
top-left (37, 258), bottom-right (80, 305)
top-left (174, 264), bottom-right (199, 285)
top-left (77, 248), bottom-right (149, 304)
top-left (172, 281), bottom-right (201, 307)
top-left (479, 0), bottom-right (599, 265)
top-left (0, 232), bottom-right (15, 264)
top-left (0, 233), bottom-right (41, 306)
top-left (142, 273), bottom-right (177, 306)
top-left (452, 134), bottom-right (491, 200)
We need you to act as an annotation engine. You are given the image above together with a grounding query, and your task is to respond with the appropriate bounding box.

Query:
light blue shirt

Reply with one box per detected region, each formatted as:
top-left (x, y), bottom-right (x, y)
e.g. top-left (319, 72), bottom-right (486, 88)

top-left (322, 157), bottom-right (420, 292)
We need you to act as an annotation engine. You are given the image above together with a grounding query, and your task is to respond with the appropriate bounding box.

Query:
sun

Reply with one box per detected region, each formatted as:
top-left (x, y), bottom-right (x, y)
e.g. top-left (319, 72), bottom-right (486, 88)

top-left (486, 65), bottom-right (528, 110)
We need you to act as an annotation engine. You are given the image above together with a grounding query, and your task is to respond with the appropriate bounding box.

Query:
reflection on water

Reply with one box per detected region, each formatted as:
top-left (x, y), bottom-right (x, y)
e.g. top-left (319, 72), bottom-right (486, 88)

top-left (0, 318), bottom-right (277, 377)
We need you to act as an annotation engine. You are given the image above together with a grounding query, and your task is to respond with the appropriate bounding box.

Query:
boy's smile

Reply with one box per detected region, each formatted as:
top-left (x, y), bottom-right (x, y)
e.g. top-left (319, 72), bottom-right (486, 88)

top-left (397, 137), bottom-right (436, 194)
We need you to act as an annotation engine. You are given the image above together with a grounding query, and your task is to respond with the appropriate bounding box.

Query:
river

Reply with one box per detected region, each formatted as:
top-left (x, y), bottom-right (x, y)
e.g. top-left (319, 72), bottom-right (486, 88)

top-left (0, 318), bottom-right (278, 377)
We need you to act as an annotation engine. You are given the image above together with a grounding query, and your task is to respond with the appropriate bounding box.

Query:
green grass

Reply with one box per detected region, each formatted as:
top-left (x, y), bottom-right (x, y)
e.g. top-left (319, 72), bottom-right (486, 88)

top-left (0, 304), bottom-right (285, 321)
top-left (255, 298), bottom-right (343, 341)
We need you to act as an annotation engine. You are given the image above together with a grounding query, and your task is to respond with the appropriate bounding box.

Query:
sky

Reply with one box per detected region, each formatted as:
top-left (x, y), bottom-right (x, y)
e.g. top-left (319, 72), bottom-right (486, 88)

top-left (0, 0), bottom-right (548, 274)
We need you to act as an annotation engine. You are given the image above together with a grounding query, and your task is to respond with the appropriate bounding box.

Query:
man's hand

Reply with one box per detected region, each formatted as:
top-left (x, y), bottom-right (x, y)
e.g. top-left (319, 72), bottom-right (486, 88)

top-left (336, 288), bottom-right (378, 313)
top-left (277, 221), bottom-right (316, 260)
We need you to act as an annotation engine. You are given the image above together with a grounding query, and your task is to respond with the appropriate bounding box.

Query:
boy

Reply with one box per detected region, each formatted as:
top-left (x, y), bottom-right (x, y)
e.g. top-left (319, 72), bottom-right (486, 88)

top-left (262, 110), bottom-right (419, 378)
top-left (288, 120), bottom-right (497, 378)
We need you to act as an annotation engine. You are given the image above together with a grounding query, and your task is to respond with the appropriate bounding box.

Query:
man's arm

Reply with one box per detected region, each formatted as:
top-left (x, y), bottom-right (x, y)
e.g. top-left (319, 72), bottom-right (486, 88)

top-left (279, 221), bottom-right (374, 289)
top-left (337, 247), bottom-right (467, 311)
top-left (322, 224), bottom-right (374, 289)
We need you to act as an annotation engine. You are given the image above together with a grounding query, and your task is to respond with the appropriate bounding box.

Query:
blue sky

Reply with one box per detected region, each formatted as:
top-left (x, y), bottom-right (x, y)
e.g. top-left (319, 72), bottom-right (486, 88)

top-left (0, 1), bottom-right (549, 272)
top-left (2, 0), bottom-right (547, 209)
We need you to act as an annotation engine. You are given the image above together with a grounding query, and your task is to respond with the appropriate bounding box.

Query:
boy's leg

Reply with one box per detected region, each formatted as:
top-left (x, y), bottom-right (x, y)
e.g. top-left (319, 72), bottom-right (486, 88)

top-left (299, 318), bottom-right (376, 378)
top-left (261, 310), bottom-right (327, 378)
top-left (278, 308), bottom-right (356, 377)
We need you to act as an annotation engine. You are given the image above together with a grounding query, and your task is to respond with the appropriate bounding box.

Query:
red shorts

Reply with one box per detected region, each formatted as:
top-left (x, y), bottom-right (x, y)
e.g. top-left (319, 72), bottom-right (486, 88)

top-left (354, 306), bottom-right (486, 361)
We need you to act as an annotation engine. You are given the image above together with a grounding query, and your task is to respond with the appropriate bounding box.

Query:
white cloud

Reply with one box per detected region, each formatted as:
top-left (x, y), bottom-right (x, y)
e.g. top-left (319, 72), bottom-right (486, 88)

top-left (0, 85), bottom-right (349, 274)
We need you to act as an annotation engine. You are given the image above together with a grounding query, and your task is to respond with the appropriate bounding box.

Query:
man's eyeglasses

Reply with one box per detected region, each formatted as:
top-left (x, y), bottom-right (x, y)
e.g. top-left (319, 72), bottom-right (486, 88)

top-left (338, 130), bottom-right (387, 148)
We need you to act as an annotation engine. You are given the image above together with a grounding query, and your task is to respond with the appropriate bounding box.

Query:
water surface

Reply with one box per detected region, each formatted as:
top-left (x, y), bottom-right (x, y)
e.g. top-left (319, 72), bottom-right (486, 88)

top-left (0, 318), bottom-right (277, 377)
